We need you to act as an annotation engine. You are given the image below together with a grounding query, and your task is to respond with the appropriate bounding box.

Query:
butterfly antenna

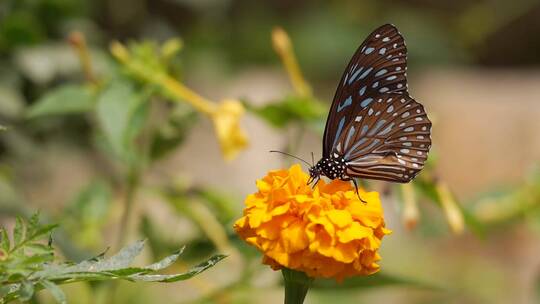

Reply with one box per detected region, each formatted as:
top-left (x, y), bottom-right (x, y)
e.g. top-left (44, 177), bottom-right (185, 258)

top-left (311, 152), bottom-right (315, 166)
top-left (269, 150), bottom-right (312, 167)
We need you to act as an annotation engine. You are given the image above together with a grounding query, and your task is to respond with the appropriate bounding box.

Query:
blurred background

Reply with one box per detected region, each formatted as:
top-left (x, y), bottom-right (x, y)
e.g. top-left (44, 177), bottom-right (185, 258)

top-left (1, 0), bottom-right (540, 303)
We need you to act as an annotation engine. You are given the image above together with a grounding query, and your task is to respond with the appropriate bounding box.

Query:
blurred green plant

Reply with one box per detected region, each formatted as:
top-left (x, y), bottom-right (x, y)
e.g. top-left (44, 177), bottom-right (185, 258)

top-left (0, 214), bottom-right (225, 303)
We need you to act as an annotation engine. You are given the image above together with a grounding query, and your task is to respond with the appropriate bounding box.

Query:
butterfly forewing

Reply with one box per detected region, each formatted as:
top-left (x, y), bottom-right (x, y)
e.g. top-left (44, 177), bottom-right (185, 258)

top-left (323, 24), bottom-right (409, 157)
top-left (336, 94), bottom-right (431, 183)
top-left (321, 24), bottom-right (432, 183)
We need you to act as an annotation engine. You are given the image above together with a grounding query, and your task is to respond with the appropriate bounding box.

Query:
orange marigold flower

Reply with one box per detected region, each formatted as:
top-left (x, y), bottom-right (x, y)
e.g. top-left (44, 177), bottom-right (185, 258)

top-left (234, 164), bottom-right (391, 281)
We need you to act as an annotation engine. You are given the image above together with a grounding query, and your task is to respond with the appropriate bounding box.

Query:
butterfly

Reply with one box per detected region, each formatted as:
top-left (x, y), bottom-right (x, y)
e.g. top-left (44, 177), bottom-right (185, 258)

top-left (273, 24), bottom-right (432, 201)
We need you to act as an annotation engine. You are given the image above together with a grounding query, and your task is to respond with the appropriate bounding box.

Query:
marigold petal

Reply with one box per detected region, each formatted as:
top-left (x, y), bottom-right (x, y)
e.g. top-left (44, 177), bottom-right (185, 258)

top-left (280, 220), bottom-right (308, 253)
top-left (337, 221), bottom-right (372, 243)
top-left (327, 209), bottom-right (353, 228)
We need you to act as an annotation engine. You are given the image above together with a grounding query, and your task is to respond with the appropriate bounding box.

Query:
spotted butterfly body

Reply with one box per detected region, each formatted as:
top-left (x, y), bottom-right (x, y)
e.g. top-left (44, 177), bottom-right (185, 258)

top-left (309, 24), bottom-right (432, 186)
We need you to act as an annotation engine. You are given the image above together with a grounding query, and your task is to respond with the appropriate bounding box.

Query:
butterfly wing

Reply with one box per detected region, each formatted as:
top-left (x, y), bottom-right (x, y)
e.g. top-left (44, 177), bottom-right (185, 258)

top-left (323, 24), bottom-right (408, 157)
top-left (336, 94), bottom-right (432, 182)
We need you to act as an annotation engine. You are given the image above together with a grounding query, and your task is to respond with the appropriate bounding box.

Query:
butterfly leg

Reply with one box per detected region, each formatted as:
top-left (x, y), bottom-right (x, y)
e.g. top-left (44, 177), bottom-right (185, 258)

top-left (351, 178), bottom-right (367, 204)
top-left (310, 176), bottom-right (320, 189)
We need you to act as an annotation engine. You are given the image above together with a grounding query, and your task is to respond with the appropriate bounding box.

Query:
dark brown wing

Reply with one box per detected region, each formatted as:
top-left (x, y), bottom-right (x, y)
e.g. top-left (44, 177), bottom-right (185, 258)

top-left (333, 94), bottom-right (431, 182)
top-left (323, 24), bottom-right (408, 157)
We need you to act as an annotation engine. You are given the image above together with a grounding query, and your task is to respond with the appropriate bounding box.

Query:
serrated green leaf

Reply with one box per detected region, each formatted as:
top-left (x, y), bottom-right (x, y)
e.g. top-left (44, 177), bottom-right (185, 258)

top-left (19, 281), bottom-right (34, 301)
top-left (100, 239), bottom-right (145, 270)
top-left (30, 224), bottom-right (59, 240)
top-left (13, 217), bottom-right (25, 247)
top-left (33, 240), bottom-right (146, 280)
top-left (25, 243), bottom-right (53, 255)
top-left (26, 85), bottom-right (95, 118)
top-left (130, 254), bottom-right (226, 282)
top-left (18, 252), bottom-right (54, 266)
top-left (96, 81), bottom-right (149, 162)
top-left (144, 246), bottom-right (184, 271)
top-left (40, 280), bottom-right (66, 304)
top-left (1, 228), bottom-right (10, 252)
top-left (27, 213), bottom-right (40, 237)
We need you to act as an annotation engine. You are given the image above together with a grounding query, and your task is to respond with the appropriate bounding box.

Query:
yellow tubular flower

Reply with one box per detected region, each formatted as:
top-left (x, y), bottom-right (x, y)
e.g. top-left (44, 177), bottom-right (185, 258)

top-left (211, 99), bottom-right (248, 161)
top-left (436, 181), bottom-right (465, 235)
top-left (272, 27), bottom-right (312, 97)
top-left (110, 41), bottom-right (248, 161)
top-left (234, 164), bottom-right (391, 281)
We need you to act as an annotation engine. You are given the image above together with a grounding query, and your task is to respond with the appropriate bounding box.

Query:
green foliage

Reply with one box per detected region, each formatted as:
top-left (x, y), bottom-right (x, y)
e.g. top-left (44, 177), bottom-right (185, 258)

top-left (0, 215), bottom-right (226, 303)
top-left (26, 84), bottom-right (95, 118)
top-left (0, 214), bottom-right (57, 301)
top-left (245, 95), bottom-right (326, 129)
top-left (61, 180), bottom-right (112, 248)
top-left (311, 272), bottom-right (442, 290)
top-left (149, 104), bottom-right (198, 160)
top-left (96, 80), bottom-right (150, 163)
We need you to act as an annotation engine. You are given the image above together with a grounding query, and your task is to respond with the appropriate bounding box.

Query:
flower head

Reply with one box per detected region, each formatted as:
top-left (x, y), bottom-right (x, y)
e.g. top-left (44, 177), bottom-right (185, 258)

top-left (211, 99), bottom-right (249, 161)
top-left (234, 164), bottom-right (391, 281)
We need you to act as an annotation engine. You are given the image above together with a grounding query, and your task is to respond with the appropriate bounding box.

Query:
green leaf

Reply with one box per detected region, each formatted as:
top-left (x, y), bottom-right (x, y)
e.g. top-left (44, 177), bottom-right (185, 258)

top-left (144, 247), bottom-right (185, 271)
top-left (13, 217), bottom-right (25, 247)
top-left (25, 243), bottom-right (53, 255)
top-left (40, 280), bottom-right (66, 304)
top-left (101, 239), bottom-right (145, 270)
top-left (96, 81), bottom-right (149, 162)
top-left (27, 213), bottom-right (40, 236)
top-left (30, 224), bottom-right (59, 241)
top-left (195, 188), bottom-right (238, 224)
top-left (245, 96), bottom-right (326, 129)
top-left (18, 252), bottom-right (55, 266)
top-left (68, 180), bottom-right (112, 223)
top-left (0, 228), bottom-right (10, 252)
top-left (26, 85), bottom-right (95, 118)
top-left (311, 272), bottom-right (442, 290)
top-left (129, 254), bottom-right (226, 282)
top-left (18, 281), bottom-right (34, 301)
top-left (150, 106), bottom-right (198, 160)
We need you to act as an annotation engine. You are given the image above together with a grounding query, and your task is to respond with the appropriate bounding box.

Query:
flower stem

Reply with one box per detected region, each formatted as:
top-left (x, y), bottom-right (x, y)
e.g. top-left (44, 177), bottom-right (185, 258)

top-left (68, 31), bottom-right (96, 84)
top-left (282, 268), bottom-right (313, 304)
top-left (116, 165), bottom-right (140, 248)
top-left (110, 41), bottom-right (216, 115)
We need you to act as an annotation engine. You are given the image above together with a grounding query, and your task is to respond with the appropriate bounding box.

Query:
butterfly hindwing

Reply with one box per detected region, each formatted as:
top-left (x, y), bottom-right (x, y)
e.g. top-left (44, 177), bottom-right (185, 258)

top-left (323, 24), bottom-right (409, 157)
top-left (336, 94), bottom-right (432, 183)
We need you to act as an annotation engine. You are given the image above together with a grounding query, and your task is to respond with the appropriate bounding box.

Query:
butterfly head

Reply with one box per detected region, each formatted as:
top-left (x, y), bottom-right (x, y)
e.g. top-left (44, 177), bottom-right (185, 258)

top-left (307, 165), bottom-right (321, 186)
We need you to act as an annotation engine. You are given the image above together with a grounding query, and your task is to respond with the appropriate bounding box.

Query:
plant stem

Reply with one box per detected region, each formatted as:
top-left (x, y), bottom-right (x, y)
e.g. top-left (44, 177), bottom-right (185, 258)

top-left (282, 268), bottom-right (313, 304)
top-left (116, 166), bottom-right (140, 249)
